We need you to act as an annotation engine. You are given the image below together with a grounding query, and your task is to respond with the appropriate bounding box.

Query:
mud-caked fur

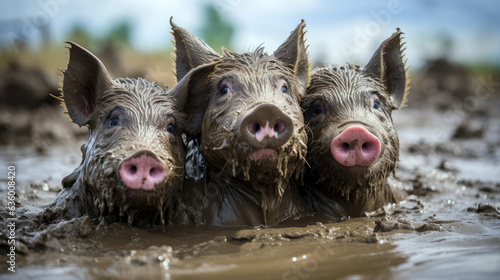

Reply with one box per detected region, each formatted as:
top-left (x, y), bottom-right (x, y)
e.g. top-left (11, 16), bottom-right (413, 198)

top-left (169, 19), bottom-right (310, 226)
top-left (302, 29), bottom-right (409, 218)
top-left (41, 42), bottom-right (194, 228)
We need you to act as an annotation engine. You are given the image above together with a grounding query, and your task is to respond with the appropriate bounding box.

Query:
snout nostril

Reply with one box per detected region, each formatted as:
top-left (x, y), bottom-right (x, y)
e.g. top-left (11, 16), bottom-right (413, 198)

top-left (129, 165), bottom-right (137, 175)
top-left (341, 143), bottom-right (350, 151)
top-left (240, 104), bottom-right (294, 149)
top-left (331, 126), bottom-right (382, 167)
top-left (274, 121), bottom-right (286, 134)
top-left (362, 142), bottom-right (370, 150)
top-left (249, 122), bottom-right (261, 134)
top-left (119, 153), bottom-right (168, 191)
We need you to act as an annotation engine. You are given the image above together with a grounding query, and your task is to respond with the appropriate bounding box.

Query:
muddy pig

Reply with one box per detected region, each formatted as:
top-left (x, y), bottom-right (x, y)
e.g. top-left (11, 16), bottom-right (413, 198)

top-left (301, 29), bottom-right (409, 219)
top-left (42, 42), bottom-right (202, 228)
top-left (169, 19), bottom-right (310, 227)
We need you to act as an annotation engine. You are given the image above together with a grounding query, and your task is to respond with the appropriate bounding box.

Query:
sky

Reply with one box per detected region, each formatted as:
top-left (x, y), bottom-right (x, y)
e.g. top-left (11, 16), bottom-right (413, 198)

top-left (1, 0), bottom-right (499, 69)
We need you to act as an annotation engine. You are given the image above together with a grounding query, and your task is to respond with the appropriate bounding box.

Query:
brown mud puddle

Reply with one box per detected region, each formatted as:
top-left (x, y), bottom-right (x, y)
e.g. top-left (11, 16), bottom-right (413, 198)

top-left (1, 103), bottom-right (500, 279)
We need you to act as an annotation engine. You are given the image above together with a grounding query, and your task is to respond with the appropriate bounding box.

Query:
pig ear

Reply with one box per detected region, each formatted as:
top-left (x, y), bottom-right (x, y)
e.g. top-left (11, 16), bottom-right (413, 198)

top-left (61, 42), bottom-right (114, 126)
top-left (273, 19), bottom-right (310, 95)
top-left (169, 62), bottom-right (218, 137)
top-left (363, 29), bottom-right (410, 109)
top-left (170, 17), bottom-right (221, 81)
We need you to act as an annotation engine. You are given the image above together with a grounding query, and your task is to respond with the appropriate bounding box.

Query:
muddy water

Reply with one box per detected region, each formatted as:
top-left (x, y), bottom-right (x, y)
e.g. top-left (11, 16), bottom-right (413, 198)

top-left (1, 104), bottom-right (500, 279)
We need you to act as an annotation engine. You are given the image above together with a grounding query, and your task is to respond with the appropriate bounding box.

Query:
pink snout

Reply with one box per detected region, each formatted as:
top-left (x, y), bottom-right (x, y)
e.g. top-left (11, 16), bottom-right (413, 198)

top-left (119, 154), bottom-right (167, 191)
top-left (331, 126), bottom-right (381, 167)
top-left (250, 121), bottom-right (285, 143)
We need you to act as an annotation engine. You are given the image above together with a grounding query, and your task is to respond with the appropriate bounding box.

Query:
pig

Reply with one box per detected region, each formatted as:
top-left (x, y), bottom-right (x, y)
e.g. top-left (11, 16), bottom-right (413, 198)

top-left (301, 29), bottom-right (409, 219)
top-left (168, 19), bottom-right (310, 227)
top-left (42, 42), bottom-right (204, 228)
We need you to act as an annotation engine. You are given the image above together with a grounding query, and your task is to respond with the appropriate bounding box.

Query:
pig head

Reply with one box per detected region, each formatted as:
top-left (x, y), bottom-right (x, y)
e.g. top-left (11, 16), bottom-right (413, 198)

top-left (46, 42), bottom-right (193, 227)
top-left (170, 19), bottom-right (310, 226)
top-left (302, 29), bottom-right (409, 217)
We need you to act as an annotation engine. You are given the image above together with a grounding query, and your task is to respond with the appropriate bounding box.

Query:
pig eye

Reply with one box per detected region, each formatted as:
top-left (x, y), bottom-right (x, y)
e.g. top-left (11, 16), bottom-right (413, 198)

top-left (165, 117), bottom-right (175, 134)
top-left (220, 86), bottom-right (230, 95)
top-left (166, 124), bottom-right (174, 133)
top-left (313, 103), bottom-right (323, 115)
top-left (106, 106), bottom-right (126, 128)
top-left (370, 93), bottom-right (381, 110)
top-left (219, 81), bottom-right (233, 96)
top-left (278, 80), bottom-right (289, 94)
top-left (314, 106), bottom-right (322, 114)
top-left (110, 117), bottom-right (120, 127)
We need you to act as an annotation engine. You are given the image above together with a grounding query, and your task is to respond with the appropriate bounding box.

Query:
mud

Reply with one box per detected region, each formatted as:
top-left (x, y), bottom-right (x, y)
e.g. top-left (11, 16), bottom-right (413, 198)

top-left (1, 58), bottom-right (500, 278)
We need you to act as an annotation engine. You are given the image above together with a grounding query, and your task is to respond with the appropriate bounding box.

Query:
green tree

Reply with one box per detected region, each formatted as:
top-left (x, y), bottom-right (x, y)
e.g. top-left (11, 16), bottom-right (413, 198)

top-left (199, 4), bottom-right (235, 53)
top-left (67, 24), bottom-right (95, 47)
top-left (107, 20), bottom-right (133, 46)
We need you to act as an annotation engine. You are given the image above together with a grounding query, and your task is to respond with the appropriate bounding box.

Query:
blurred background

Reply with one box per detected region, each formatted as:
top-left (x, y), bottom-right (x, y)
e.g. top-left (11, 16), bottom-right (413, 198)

top-left (0, 0), bottom-right (499, 152)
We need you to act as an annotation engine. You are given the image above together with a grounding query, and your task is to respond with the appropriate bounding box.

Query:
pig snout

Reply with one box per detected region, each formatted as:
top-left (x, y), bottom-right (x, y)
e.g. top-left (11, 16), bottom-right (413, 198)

top-left (119, 151), bottom-right (167, 191)
top-left (331, 126), bottom-right (381, 167)
top-left (240, 104), bottom-right (294, 149)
